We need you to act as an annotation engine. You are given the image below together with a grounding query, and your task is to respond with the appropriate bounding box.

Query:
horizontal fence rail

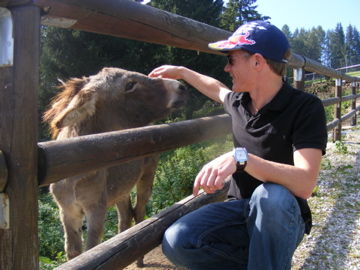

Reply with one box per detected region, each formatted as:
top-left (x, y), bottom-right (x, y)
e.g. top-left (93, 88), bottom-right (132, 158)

top-left (37, 102), bottom-right (359, 187)
top-left (322, 93), bottom-right (360, 106)
top-left (341, 105), bottom-right (360, 123)
top-left (25, 0), bottom-right (359, 83)
top-left (38, 114), bottom-right (232, 186)
top-left (54, 180), bottom-right (230, 270)
top-left (33, 0), bottom-right (229, 55)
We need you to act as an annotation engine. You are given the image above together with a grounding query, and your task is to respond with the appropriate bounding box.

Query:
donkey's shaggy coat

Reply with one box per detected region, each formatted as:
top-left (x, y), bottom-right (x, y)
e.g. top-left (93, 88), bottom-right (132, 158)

top-left (44, 67), bottom-right (186, 264)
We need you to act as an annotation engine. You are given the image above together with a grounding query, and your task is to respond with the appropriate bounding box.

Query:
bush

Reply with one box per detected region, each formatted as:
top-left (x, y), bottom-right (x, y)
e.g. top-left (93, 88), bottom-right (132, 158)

top-left (148, 136), bottom-right (233, 215)
top-left (38, 191), bottom-right (66, 269)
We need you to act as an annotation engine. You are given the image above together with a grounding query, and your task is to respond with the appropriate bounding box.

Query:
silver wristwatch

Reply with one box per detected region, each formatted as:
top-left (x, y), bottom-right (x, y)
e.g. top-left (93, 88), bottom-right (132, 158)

top-left (233, 147), bottom-right (248, 171)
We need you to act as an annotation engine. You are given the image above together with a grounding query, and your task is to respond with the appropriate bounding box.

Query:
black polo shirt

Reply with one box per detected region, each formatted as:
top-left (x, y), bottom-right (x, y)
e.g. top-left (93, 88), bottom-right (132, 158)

top-left (224, 83), bottom-right (327, 199)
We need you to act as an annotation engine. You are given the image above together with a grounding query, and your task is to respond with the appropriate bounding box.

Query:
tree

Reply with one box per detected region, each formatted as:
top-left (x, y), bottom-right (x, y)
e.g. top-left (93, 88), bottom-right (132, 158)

top-left (220, 0), bottom-right (270, 32)
top-left (346, 25), bottom-right (360, 66)
top-left (288, 27), bottom-right (325, 63)
top-left (281, 24), bottom-right (292, 41)
top-left (352, 27), bottom-right (360, 64)
top-left (327, 23), bottom-right (346, 68)
top-left (149, 0), bottom-right (228, 119)
top-left (149, 0), bottom-right (223, 26)
top-left (304, 27), bottom-right (325, 62)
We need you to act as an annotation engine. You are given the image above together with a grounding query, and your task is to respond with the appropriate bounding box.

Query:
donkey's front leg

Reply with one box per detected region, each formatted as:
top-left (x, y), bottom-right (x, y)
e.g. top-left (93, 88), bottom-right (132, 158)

top-left (60, 208), bottom-right (84, 260)
top-left (84, 204), bottom-right (107, 251)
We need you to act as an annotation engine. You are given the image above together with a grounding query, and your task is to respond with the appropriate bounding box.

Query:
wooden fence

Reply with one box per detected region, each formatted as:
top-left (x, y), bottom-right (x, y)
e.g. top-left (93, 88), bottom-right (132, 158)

top-left (0, 0), bottom-right (359, 269)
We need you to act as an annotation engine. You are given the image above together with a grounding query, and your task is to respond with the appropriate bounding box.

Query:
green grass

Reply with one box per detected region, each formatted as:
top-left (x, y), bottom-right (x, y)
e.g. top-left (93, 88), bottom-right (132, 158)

top-left (346, 70), bottom-right (360, 77)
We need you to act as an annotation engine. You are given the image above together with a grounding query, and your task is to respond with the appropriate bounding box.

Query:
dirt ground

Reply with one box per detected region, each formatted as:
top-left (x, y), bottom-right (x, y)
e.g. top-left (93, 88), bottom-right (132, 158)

top-left (124, 245), bottom-right (180, 270)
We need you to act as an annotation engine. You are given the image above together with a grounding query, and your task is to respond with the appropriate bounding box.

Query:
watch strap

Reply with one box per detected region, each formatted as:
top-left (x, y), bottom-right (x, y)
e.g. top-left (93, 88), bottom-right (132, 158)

top-left (236, 160), bottom-right (247, 171)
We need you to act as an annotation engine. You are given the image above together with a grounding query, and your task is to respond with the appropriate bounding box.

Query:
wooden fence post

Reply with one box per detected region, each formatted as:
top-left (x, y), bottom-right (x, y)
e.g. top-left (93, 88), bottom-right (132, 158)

top-left (351, 82), bottom-right (357, 126)
top-left (0, 5), bottom-right (40, 270)
top-left (293, 68), bottom-right (304, 90)
top-left (333, 78), bottom-right (342, 141)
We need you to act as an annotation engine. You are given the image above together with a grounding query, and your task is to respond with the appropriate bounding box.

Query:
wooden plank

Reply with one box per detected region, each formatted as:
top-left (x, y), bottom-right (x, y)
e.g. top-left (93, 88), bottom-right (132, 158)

top-left (55, 180), bottom-right (230, 270)
top-left (0, 0), bottom-right (32, 7)
top-left (0, 68), bottom-right (11, 193)
top-left (322, 97), bottom-right (340, 107)
top-left (0, 5), bottom-right (40, 270)
top-left (333, 79), bottom-right (342, 141)
top-left (38, 114), bottom-right (232, 186)
top-left (34, 0), bottom-right (229, 55)
top-left (0, 150), bottom-right (7, 192)
top-left (342, 94), bottom-right (360, 102)
top-left (327, 119), bottom-right (339, 131)
top-left (341, 106), bottom-right (360, 123)
top-left (293, 68), bottom-right (304, 90)
top-left (351, 83), bottom-right (357, 125)
top-left (288, 53), bottom-right (305, 69)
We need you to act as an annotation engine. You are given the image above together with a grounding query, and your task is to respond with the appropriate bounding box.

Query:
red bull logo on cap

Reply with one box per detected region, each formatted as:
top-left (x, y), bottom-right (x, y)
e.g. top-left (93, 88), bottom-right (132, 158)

top-left (229, 32), bottom-right (256, 45)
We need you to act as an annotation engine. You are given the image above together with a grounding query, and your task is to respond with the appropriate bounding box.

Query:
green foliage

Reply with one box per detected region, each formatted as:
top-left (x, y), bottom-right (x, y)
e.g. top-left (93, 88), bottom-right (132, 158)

top-left (150, 0), bottom-right (223, 26)
top-left (334, 140), bottom-right (348, 154)
top-left (311, 185), bottom-right (321, 197)
top-left (148, 137), bottom-right (233, 215)
top-left (289, 26), bottom-right (325, 63)
top-left (327, 23), bottom-right (346, 68)
top-left (321, 157), bottom-right (332, 170)
top-left (39, 256), bottom-right (61, 270)
top-left (220, 0), bottom-right (270, 32)
top-left (345, 25), bottom-right (360, 66)
top-left (324, 105), bottom-right (334, 123)
top-left (38, 191), bottom-right (66, 269)
top-left (149, 0), bottom-right (230, 119)
top-left (281, 23), bottom-right (359, 69)
top-left (103, 206), bottom-right (119, 240)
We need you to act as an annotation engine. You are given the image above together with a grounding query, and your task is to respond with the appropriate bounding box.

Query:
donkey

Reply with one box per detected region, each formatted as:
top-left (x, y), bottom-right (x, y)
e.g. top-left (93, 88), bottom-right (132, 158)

top-left (43, 67), bottom-right (187, 265)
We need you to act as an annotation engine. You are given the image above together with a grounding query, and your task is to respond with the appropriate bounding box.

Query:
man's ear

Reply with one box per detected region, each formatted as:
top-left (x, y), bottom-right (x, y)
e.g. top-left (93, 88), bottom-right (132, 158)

top-left (52, 88), bottom-right (98, 129)
top-left (253, 53), bottom-right (266, 70)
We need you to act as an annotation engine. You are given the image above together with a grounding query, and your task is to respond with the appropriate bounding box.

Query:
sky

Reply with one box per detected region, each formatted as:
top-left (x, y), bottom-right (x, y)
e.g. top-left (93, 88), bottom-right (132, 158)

top-left (255, 0), bottom-right (360, 32)
top-left (143, 0), bottom-right (359, 32)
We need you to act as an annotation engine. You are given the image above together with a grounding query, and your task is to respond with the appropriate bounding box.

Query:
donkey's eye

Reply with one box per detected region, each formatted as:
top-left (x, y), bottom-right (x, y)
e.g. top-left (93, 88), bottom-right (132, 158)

top-left (125, 81), bottom-right (136, 92)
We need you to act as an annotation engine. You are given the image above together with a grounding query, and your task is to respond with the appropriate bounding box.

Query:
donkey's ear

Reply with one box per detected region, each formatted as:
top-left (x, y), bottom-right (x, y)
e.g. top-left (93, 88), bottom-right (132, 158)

top-left (51, 87), bottom-right (98, 129)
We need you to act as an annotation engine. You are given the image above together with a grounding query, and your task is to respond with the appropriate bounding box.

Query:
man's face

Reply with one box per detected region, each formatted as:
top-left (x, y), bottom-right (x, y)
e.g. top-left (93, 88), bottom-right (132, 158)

top-left (224, 50), bottom-right (255, 93)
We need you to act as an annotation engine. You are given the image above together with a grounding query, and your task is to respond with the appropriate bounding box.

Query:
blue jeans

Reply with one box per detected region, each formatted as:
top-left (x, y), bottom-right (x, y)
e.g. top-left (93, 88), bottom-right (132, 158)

top-left (162, 183), bottom-right (305, 270)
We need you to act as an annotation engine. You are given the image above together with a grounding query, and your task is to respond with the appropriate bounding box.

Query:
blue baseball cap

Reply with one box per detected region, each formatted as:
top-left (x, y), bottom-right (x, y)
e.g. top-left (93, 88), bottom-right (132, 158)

top-left (209, 21), bottom-right (290, 63)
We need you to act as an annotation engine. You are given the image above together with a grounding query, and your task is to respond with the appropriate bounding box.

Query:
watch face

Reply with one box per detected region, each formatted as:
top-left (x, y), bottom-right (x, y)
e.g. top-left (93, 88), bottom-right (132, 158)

top-left (235, 148), bottom-right (247, 162)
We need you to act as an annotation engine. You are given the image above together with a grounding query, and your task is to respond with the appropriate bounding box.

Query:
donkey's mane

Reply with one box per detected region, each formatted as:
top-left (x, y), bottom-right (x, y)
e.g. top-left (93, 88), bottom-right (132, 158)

top-left (43, 77), bottom-right (88, 138)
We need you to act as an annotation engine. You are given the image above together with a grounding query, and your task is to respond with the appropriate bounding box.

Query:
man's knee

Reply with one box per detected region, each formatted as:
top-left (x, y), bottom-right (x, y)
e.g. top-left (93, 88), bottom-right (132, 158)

top-left (250, 183), bottom-right (299, 221)
top-left (162, 221), bottom-right (189, 256)
top-left (252, 183), bottom-right (294, 204)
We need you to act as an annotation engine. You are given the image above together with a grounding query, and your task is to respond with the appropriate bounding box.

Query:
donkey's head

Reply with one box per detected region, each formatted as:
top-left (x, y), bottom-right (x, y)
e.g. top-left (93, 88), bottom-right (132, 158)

top-left (44, 67), bottom-right (187, 138)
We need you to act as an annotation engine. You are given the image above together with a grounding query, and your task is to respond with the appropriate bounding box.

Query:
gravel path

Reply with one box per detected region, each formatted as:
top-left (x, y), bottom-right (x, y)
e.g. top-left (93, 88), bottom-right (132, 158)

top-left (125, 125), bottom-right (360, 270)
top-left (292, 126), bottom-right (360, 270)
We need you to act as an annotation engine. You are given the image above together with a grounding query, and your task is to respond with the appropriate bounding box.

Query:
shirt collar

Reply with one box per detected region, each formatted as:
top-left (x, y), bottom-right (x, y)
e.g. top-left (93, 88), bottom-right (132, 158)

top-left (264, 83), bottom-right (292, 112)
top-left (234, 83), bottom-right (292, 113)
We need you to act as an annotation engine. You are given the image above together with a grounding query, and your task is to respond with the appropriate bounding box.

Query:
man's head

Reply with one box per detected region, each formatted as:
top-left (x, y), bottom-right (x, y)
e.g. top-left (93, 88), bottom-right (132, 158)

top-left (209, 21), bottom-right (290, 76)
